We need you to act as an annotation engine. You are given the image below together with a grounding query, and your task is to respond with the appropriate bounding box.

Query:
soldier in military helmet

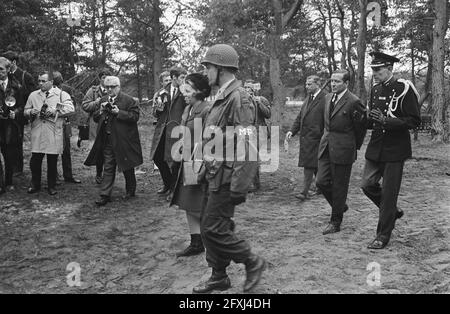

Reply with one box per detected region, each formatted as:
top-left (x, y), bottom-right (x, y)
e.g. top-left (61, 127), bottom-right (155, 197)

top-left (192, 44), bottom-right (266, 294)
top-left (362, 52), bottom-right (421, 250)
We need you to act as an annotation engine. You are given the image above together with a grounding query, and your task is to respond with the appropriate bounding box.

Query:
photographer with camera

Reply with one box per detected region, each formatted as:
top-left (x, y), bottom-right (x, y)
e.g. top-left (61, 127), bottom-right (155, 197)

top-left (243, 80), bottom-right (271, 192)
top-left (82, 69), bottom-right (113, 184)
top-left (24, 71), bottom-right (74, 196)
top-left (0, 57), bottom-right (25, 195)
top-left (84, 76), bottom-right (143, 206)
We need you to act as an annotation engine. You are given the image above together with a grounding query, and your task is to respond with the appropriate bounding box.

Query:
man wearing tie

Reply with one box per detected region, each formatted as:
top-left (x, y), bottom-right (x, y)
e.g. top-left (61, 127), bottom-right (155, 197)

top-left (24, 71), bottom-right (75, 195)
top-left (316, 70), bottom-right (367, 235)
top-left (150, 67), bottom-right (187, 198)
top-left (286, 75), bottom-right (326, 201)
top-left (84, 76), bottom-right (143, 206)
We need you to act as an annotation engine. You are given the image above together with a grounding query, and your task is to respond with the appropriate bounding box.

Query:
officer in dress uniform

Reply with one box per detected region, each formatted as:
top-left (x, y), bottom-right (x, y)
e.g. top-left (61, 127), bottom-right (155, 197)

top-left (362, 52), bottom-right (421, 250)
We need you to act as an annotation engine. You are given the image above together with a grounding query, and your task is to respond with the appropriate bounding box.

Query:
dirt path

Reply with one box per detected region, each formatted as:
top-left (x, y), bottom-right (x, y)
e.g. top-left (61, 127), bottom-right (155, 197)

top-left (0, 126), bottom-right (449, 294)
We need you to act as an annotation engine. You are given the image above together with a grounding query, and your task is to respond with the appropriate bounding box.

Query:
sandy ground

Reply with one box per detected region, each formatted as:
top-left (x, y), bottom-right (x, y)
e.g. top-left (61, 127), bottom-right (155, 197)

top-left (0, 120), bottom-right (449, 294)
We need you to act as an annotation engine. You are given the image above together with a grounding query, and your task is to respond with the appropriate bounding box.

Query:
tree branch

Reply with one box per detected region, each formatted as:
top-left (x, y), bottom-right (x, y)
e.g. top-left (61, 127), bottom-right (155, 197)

top-left (282, 0), bottom-right (304, 28)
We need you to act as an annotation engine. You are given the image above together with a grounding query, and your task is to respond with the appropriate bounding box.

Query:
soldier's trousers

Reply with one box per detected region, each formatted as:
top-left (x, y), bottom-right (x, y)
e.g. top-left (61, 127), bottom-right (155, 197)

top-left (201, 184), bottom-right (251, 271)
top-left (361, 159), bottom-right (404, 243)
top-left (316, 149), bottom-right (353, 224)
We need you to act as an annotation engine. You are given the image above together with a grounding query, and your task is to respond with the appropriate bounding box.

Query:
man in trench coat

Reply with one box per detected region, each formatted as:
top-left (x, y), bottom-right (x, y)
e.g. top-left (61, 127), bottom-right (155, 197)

top-left (24, 71), bottom-right (75, 195)
top-left (84, 76), bottom-right (143, 206)
top-left (286, 75), bottom-right (326, 201)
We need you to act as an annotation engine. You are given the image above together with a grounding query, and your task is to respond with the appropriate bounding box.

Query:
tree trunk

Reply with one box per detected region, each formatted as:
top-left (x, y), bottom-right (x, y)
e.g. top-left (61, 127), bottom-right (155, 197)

top-left (425, 49), bottom-right (433, 114)
top-left (325, 1), bottom-right (337, 71)
top-left (431, 0), bottom-right (449, 142)
top-left (152, 0), bottom-right (163, 93)
top-left (335, 1), bottom-right (348, 69)
top-left (269, 0), bottom-right (285, 125)
top-left (355, 0), bottom-right (368, 102)
top-left (100, 0), bottom-right (108, 66)
top-left (136, 51), bottom-right (142, 102)
top-left (90, 0), bottom-right (99, 65)
top-left (347, 9), bottom-right (357, 91)
top-left (317, 5), bottom-right (333, 76)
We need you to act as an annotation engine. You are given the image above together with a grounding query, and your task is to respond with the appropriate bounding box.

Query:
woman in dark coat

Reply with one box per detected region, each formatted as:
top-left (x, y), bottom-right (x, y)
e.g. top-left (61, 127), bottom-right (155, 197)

top-left (171, 73), bottom-right (211, 257)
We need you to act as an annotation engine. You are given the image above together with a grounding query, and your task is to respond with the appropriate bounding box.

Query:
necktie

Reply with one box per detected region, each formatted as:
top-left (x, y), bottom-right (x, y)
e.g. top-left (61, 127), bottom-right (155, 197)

top-left (109, 97), bottom-right (114, 104)
top-left (172, 88), bottom-right (177, 100)
top-left (329, 93), bottom-right (337, 118)
top-left (308, 94), bottom-right (314, 107)
top-left (45, 91), bottom-right (49, 98)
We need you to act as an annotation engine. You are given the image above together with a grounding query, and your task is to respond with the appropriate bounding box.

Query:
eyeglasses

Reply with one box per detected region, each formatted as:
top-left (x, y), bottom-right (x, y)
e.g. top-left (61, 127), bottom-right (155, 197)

top-left (38, 80), bottom-right (48, 83)
top-left (104, 85), bottom-right (118, 89)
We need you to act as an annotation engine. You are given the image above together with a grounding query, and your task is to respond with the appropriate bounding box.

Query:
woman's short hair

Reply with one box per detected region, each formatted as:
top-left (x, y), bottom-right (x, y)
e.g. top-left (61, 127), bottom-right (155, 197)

top-left (185, 73), bottom-right (211, 101)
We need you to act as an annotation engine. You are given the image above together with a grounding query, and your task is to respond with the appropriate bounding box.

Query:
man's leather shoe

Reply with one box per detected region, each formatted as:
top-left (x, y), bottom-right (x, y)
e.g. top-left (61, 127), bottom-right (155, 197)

top-left (343, 204), bottom-right (349, 213)
top-left (65, 178), bottom-right (81, 184)
top-left (95, 175), bottom-right (103, 185)
top-left (323, 223), bottom-right (341, 235)
top-left (193, 275), bottom-right (231, 294)
top-left (95, 196), bottom-right (110, 206)
top-left (48, 188), bottom-right (57, 196)
top-left (396, 209), bottom-right (404, 220)
top-left (177, 235), bottom-right (205, 257)
top-left (157, 186), bottom-right (171, 195)
top-left (367, 239), bottom-right (388, 250)
top-left (27, 186), bottom-right (41, 194)
top-left (243, 255), bottom-right (266, 292)
top-left (295, 193), bottom-right (307, 201)
top-left (176, 244), bottom-right (205, 257)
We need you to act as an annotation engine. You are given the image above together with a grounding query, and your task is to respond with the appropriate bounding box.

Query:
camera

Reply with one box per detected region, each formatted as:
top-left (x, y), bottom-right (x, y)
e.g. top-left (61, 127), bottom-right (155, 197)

top-left (104, 102), bottom-right (113, 112)
top-left (40, 103), bottom-right (48, 119)
top-left (1, 96), bottom-right (16, 118)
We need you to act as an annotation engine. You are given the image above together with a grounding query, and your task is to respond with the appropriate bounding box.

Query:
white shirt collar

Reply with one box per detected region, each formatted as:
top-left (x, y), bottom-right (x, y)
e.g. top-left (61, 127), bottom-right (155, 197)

top-left (312, 89), bottom-right (320, 99)
top-left (335, 89), bottom-right (347, 102)
top-left (0, 77), bottom-right (8, 87)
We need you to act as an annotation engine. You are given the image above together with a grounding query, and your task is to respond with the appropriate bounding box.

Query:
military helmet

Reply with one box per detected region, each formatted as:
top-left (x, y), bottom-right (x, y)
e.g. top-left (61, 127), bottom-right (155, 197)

top-left (201, 44), bottom-right (239, 70)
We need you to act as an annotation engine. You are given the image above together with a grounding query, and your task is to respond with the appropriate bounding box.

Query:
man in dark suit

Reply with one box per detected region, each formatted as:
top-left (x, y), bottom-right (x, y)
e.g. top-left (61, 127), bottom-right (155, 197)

top-left (362, 52), bottom-right (421, 250)
top-left (2, 50), bottom-right (37, 174)
top-left (286, 75), bottom-right (326, 201)
top-left (0, 57), bottom-right (26, 195)
top-left (316, 69), bottom-right (367, 235)
top-left (84, 76), bottom-right (143, 206)
top-left (150, 67), bottom-right (187, 197)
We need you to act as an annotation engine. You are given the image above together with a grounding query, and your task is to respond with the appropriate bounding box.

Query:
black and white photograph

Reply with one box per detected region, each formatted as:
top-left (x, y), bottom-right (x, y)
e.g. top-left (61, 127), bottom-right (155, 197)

top-left (0, 0), bottom-right (449, 300)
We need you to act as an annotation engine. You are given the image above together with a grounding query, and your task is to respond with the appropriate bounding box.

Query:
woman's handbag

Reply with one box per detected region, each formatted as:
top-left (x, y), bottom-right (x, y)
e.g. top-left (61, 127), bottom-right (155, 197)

top-left (183, 143), bottom-right (206, 186)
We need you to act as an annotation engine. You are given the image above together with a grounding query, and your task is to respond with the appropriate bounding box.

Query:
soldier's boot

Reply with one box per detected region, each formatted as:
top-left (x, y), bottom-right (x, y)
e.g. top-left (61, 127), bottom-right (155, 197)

top-left (176, 234), bottom-right (205, 257)
top-left (243, 254), bottom-right (266, 292)
top-left (193, 268), bottom-right (231, 294)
